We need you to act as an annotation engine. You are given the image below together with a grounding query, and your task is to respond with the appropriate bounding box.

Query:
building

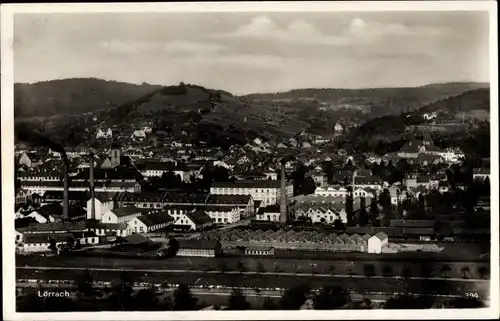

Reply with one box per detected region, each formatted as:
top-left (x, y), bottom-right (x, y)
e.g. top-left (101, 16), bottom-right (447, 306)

top-left (205, 206), bottom-right (241, 224)
top-left (137, 161), bottom-right (175, 178)
top-left (314, 186), bottom-right (348, 197)
top-left (367, 232), bottom-right (388, 254)
top-left (256, 205), bottom-right (280, 222)
top-left (205, 194), bottom-right (254, 218)
top-left (244, 247), bottom-right (275, 256)
top-left (174, 210), bottom-right (213, 231)
top-left (86, 194), bottom-right (114, 221)
top-left (96, 128), bottom-right (113, 139)
top-left (126, 211), bottom-right (174, 234)
top-left (177, 239), bottom-right (222, 257)
top-left (101, 206), bottom-right (143, 224)
top-left (18, 152), bottom-right (33, 168)
top-left (210, 180), bottom-right (293, 207)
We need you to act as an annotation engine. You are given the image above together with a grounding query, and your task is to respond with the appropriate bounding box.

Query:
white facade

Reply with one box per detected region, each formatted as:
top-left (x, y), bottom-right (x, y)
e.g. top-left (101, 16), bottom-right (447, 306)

top-left (19, 153), bottom-right (32, 168)
top-left (314, 186), bottom-right (348, 197)
top-left (206, 208), bottom-right (241, 224)
top-left (86, 198), bottom-right (113, 220)
top-left (256, 211), bottom-right (280, 222)
top-left (132, 130), bottom-right (147, 139)
top-left (367, 235), bottom-right (388, 254)
top-left (210, 184), bottom-right (293, 207)
top-left (96, 128), bottom-right (113, 139)
top-left (101, 209), bottom-right (141, 224)
top-left (26, 211), bottom-right (55, 224)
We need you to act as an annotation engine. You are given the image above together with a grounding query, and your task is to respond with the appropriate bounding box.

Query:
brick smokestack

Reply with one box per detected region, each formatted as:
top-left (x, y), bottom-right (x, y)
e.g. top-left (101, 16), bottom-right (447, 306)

top-left (280, 159), bottom-right (287, 225)
top-left (62, 154), bottom-right (69, 220)
top-left (89, 152), bottom-right (96, 220)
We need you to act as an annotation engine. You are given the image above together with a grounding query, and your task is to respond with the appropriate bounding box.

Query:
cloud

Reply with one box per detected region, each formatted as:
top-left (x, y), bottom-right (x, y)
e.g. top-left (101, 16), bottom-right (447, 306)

top-left (213, 16), bottom-right (446, 46)
top-left (98, 39), bottom-right (226, 54)
top-left (212, 16), bottom-right (352, 46)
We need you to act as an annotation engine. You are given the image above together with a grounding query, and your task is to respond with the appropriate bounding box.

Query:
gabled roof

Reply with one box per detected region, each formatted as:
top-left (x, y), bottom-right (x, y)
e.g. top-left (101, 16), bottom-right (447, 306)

top-left (178, 239), bottom-right (220, 250)
top-left (136, 211), bottom-right (174, 226)
top-left (185, 210), bottom-right (213, 225)
top-left (110, 206), bottom-right (142, 217)
top-left (374, 231), bottom-right (388, 241)
top-left (206, 194), bottom-right (252, 205)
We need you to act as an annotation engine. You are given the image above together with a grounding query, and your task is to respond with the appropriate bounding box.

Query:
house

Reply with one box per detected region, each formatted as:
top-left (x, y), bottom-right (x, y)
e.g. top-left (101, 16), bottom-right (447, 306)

top-left (132, 129), bottom-right (147, 140)
top-left (367, 232), bottom-right (388, 254)
top-left (314, 186), bottom-right (348, 197)
top-left (96, 128), bottom-right (113, 139)
top-left (86, 221), bottom-right (128, 238)
top-left (397, 140), bottom-right (424, 158)
top-left (334, 123), bottom-right (343, 133)
top-left (353, 176), bottom-right (384, 191)
top-left (86, 194), bottom-right (115, 221)
top-left (256, 205), bottom-right (281, 222)
top-left (245, 247), bottom-right (275, 256)
top-left (210, 180), bottom-right (293, 207)
top-left (21, 233), bottom-right (75, 253)
top-left (309, 169), bottom-right (327, 186)
top-left (126, 211), bottom-right (174, 234)
top-left (177, 239), bottom-right (222, 257)
top-left (264, 170), bottom-right (278, 180)
top-left (205, 194), bottom-right (254, 218)
top-left (174, 210), bottom-right (213, 231)
top-left (438, 181), bottom-right (450, 193)
top-left (205, 206), bottom-right (241, 224)
top-left (101, 206), bottom-right (143, 224)
top-left (18, 152), bottom-right (34, 168)
top-left (137, 161), bottom-right (175, 178)
top-left (15, 189), bottom-right (32, 205)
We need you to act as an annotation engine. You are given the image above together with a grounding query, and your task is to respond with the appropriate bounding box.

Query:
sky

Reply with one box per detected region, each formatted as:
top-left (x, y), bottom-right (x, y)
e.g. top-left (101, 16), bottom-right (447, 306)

top-left (14, 11), bottom-right (490, 95)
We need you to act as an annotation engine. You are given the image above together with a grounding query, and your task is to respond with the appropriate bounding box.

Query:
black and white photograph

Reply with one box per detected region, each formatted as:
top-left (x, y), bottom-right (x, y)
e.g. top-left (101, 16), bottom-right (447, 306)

top-left (1, 2), bottom-right (498, 320)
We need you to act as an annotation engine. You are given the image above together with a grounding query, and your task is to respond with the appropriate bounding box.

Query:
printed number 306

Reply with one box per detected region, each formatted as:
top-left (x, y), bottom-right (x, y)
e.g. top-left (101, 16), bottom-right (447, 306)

top-left (465, 292), bottom-right (479, 299)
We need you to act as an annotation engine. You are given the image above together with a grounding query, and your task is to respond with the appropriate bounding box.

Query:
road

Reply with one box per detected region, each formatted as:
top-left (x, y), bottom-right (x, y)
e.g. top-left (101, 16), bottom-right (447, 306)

top-left (17, 265), bottom-right (487, 283)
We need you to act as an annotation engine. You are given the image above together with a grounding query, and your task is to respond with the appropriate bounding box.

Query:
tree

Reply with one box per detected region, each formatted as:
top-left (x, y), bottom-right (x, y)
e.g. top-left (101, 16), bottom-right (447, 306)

top-left (384, 294), bottom-right (434, 309)
top-left (167, 236), bottom-right (179, 257)
top-left (328, 265), bottom-right (335, 275)
top-left (227, 289), bottom-right (250, 310)
top-left (448, 297), bottom-right (484, 308)
top-left (313, 286), bottom-right (351, 310)
top-left (262, 297), bottom-right (277, 310)
top-left (172, 284), bottom-right (198, 311)
top-left (237, 261), bottom-right (246, 273)
top-left (401, 265), bottom-right (411, 279)
top-left (364, 264), bottom-right (376, 277)
top-left (345, 194), bottom-right (354, 226)
top-left (358, 196), bottom-right (369, 226)
top-left (256, 262), bottom-right (265, 273)
top-left (76, 269), bottom-right (93, 297)
top-left (478, 266), bottom-right (489, 279)
top-left (48, 238), bottom-right (57, 253)
top-left (333, 218), bottom-right (345, 231)
top-left (302, 176), bottom-right (317, 195)
top-left (382, 265), bottom-right (393, 277)
top-left (279, 284), bottom-right (311, 310)
top-left (460, 266), bottom-right (470, 279)
top-left (133, 288), bottom-right (160, 311)
top-left (108, 271), bottom-right (134, 310)
top-left (218, 260), bottom-right (228, 273)
top-left (370, 193), bottom-right (379, 223)
top-left (441, 265), bottom-right (452, 279)
top-left (420, 264), bottom-right (433, 278)
top-left (74, 239), bottom-right (82, 250)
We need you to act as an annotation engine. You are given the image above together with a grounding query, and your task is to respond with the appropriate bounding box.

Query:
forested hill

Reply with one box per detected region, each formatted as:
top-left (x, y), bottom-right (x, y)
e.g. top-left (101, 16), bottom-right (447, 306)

top-left (242, 82), bottom-right (489, 101)
top-left (14, 78), bottom-right (163, 118)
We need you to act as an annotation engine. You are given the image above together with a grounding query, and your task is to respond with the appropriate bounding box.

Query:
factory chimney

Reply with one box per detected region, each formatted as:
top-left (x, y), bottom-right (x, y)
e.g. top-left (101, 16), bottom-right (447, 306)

top-left (62, 154), bottom-right (69, 221)
top-left (279, 159), bottom-right (288, 225)
top-left (89, 151), bottom-right (96, 220)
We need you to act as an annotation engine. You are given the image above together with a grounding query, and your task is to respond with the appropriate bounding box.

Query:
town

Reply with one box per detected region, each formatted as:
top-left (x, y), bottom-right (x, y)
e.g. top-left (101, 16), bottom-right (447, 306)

top-left (14, 119), bottom-right (491, 311)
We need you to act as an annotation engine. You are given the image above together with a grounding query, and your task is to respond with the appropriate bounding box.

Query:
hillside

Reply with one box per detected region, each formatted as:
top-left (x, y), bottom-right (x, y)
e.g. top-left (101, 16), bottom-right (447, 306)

top-left (14, 78), bottom-right (162, 118)
top-left (345, 88), bottom-right (491, 156)
top-left (241, 82), bottom-right (490, 118)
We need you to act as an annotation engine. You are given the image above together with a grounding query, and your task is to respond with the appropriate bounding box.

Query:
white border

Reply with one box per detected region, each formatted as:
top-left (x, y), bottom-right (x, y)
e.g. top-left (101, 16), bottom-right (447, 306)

top-left (1, 2), bottom-right (498, 320)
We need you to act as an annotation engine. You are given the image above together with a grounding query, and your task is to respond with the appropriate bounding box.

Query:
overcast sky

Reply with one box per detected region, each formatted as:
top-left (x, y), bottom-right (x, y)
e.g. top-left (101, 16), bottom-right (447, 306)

top-left (14, 11), bottom-right (490, 94)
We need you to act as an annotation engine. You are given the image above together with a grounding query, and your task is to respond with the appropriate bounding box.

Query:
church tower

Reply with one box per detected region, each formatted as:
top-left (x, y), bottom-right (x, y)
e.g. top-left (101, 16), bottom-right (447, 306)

top-left (109, 144), bottom-right (121, 168)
